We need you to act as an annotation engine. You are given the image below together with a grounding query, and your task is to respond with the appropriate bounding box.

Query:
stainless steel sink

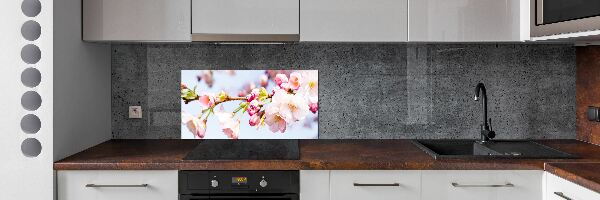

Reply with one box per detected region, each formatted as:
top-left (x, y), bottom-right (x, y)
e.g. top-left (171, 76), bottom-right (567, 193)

top-left (412, 140), bottom-right (577, 160)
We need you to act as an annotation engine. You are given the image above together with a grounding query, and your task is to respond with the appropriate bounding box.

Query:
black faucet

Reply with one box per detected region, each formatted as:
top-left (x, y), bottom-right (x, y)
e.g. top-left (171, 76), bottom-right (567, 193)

top-left (474, 83), bottom-right (495, 142)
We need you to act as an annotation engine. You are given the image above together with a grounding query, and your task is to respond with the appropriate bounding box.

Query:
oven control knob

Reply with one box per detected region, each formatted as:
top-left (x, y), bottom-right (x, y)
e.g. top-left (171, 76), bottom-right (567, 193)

top-left (259, 179), bottom-right (268, 188)
top-left (211, 180), bottom-right (219, 188)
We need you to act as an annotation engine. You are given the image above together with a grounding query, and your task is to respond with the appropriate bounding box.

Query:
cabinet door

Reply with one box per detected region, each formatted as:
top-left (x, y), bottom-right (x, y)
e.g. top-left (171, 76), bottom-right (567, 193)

top-left (83, 0), bottom-right (191, 41)
top-left (330, 170), bottom-right (420, 200)
top-left (421, 170), bottom-right (542, 200)
top-left (545, 172), bottom-right (600, 200)
top-left (57, 170), bottom-right (178, 200)
top-left (191, 0), bottom-right (299, 36)
top-left (300, 170), bottom-right (330, 200)
top-left (409, 0), bottom-right (529, 42)
top-left (301, 0), bottom-right (408, 42)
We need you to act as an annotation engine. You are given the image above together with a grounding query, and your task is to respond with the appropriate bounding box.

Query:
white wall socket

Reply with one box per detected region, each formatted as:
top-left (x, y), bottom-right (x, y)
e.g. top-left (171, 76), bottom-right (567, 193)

top-left (129, 106), bottom-right (142, 118)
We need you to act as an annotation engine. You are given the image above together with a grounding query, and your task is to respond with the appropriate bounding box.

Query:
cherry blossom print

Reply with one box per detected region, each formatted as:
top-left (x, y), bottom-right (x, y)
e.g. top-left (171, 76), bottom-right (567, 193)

top-left (181, 70), bottom-right (318, 139)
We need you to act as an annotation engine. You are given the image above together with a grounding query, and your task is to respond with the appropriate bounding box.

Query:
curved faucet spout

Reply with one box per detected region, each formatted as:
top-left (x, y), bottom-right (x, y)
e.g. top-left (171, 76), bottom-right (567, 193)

top-left (474, 83), bottom-right (494, 142)
top-left (474, 83), bottom-right (487, 127)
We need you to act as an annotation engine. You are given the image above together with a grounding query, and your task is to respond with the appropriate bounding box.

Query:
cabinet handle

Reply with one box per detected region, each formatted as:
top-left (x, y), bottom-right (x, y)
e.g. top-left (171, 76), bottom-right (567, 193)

top-left (451, 182), bottom-right (514, 187)
top-left (353, 183), bottom-right (400, 187)
top-left (85, 184), bottom-right (149, 188)
top-left (553, 192), bottom-right (573, 200)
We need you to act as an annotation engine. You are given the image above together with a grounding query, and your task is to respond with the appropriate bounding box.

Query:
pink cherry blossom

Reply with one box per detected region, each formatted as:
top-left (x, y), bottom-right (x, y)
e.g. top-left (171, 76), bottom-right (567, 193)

top-left (279, 82), bottom-right (291, 91)
top-left (274, 74), bottom-right (288, 87)
top-left (238, 90), bottom-right (247, 97)
top-left (259, 75), bottom-right (269, 87)
top-left (247, 99), bottom-right (261, 116)
top-left (288, 72), bottom-right (302, 90)
top-left (269, 89), bottom-right (309, 123)
top-left (309, 96), bottom-right (318, 114)
top-left (198, 93), bottom-right (215, 109)
top-left (300, 71), bottom-right (318, 98)
top-left (222, 120), bottom-right (240, 139)
top-left (309, 102), bottom-right (318, 114)
top-left (247, 88), bottom-right (260, 102)
top-left (182, 113), bottom-right (206, 138)
top-left (249, 114), bottom-right (260, 126)
top-left (215, 107), bottom-right (240, 139)
top-left (264, 106), bottom-right (286, 133)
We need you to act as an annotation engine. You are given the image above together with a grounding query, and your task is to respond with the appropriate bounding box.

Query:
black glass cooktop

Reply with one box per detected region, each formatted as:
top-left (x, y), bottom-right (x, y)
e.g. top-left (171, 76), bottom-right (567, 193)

top-left (183, 140), bottom-right (300, 160)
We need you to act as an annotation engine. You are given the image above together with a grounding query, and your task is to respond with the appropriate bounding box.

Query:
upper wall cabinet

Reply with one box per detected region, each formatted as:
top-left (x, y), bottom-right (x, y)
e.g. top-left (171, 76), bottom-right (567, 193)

top-left (191, 0), bottom-right (300, 42)
top-left (409, 0), bottom-right (530, 42)
top-left (83, 0), bottom-right (191, 42)
top-left (300, 0), bottom-right (408, 42)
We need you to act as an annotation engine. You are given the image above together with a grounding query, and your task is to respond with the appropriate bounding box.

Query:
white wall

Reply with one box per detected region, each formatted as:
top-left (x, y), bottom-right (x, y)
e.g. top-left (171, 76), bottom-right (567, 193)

top-left (53, 0), bottom-right (112, 161)
top-left (0, 0), bottom-right (54, 199)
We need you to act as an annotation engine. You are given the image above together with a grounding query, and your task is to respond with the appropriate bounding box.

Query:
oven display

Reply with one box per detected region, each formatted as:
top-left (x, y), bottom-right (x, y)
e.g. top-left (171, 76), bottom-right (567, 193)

top-left (232, 177), bottom-right (248, 185)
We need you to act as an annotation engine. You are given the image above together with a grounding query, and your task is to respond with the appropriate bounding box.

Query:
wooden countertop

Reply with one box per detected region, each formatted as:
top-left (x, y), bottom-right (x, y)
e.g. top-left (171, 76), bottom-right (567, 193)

top-left (545, 162), bottom-right (600, 194)
top-left (54, 139), bottom-right (600, 170)
top-left (54, 139), bottom-right (600, 193)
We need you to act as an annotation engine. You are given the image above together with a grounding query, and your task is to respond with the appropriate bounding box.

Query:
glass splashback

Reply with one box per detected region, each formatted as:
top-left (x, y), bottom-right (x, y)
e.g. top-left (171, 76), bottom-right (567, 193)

top-left (181, 70), bottom-right (318, 139)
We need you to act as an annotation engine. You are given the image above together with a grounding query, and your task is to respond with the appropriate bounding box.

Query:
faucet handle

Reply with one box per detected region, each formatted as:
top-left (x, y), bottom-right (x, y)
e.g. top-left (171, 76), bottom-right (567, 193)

top-left (488, 118), bottom-right (496, 139)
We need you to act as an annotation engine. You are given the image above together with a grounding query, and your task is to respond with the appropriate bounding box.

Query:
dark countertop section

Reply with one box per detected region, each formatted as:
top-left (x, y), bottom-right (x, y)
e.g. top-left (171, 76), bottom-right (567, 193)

top-left (545, 162), bottom-right (600, 194)
top-left (55, 139), bottom-right (600, 170)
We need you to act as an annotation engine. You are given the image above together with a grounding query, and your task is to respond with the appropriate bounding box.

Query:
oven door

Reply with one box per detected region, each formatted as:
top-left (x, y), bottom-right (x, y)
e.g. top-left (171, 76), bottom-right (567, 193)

top-left (532, 0), bottom-right (600, 37)
top-left (180, 194), bottom-right (299, 200)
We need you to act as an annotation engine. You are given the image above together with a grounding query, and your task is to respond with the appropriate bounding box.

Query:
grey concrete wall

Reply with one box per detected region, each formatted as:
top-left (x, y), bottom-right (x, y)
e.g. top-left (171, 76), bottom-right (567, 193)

top-left (112, 43), bottom-right (576, 139)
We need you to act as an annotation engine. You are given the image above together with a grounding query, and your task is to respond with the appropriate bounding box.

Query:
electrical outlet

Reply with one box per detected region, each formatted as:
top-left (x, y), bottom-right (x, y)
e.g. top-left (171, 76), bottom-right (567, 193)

top-left (129, 106), bottom-right (142, 119)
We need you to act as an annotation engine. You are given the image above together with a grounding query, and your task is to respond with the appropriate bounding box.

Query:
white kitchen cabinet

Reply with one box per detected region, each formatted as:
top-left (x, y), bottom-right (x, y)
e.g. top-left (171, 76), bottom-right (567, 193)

top-left (545, 172), bottom-right (600, 200)
top-left (421, 170), bottom-right (543, 200)
top-left (301, 170), bottom-right (330, 200)
top-left (300, 0), bottom-right (408, 42)
top-left (57, 170), bottom-right (178, 200)
top-left (330, 170), bottom-right (421, 200)
top-left (409, 0), bottom-right (529, 42)
top-left (82, 0), bottom-right (191, 41)
top-left (191, 0), bottom-right (299, 41)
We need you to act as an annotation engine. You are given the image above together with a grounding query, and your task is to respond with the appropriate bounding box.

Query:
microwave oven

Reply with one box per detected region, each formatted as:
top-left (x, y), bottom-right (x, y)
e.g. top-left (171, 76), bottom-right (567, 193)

top-left (532, 0), bottom-right (600, 37)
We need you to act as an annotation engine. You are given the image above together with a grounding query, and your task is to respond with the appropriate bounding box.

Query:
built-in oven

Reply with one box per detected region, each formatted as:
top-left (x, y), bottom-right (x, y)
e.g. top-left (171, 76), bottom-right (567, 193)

top-left (532, 0), bottom-right (600, 37)
top-left (179, 171), bottom-right (299, 200)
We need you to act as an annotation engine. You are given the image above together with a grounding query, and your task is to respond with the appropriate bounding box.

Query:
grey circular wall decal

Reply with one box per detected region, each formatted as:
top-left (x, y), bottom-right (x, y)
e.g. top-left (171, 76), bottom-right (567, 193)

top-left (21, 91), bottom-right (42, 111)
top-left (21, 0), bottom-right (41, 17)
top-left (21, 20), bottom-right (41, 41)
top-left (21, 68), bottom-right (41, 88)
top-left (21, 44), bottom-right (41, 64)
top-left (20, 114), bottom-right (41, 134)
top-left (21, 138), bottom-right (42, 157)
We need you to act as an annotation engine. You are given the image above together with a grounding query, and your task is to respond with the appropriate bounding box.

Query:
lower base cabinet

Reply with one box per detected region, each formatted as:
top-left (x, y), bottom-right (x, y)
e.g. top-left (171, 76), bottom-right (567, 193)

top-left (300, 171), bottom-right (331, 200)
top-left (56, 170), bottom-right (178, 200)
top-left (56, 170), bottom-right (600, 200)
top-left (545, 172), bottom-right (600, 200)
top-left (330, 170), bottom-right (421, 200)
top-left (300, 170), bottom-right (545, 200)
top-left (421, 170), bottom-right (543, 200)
